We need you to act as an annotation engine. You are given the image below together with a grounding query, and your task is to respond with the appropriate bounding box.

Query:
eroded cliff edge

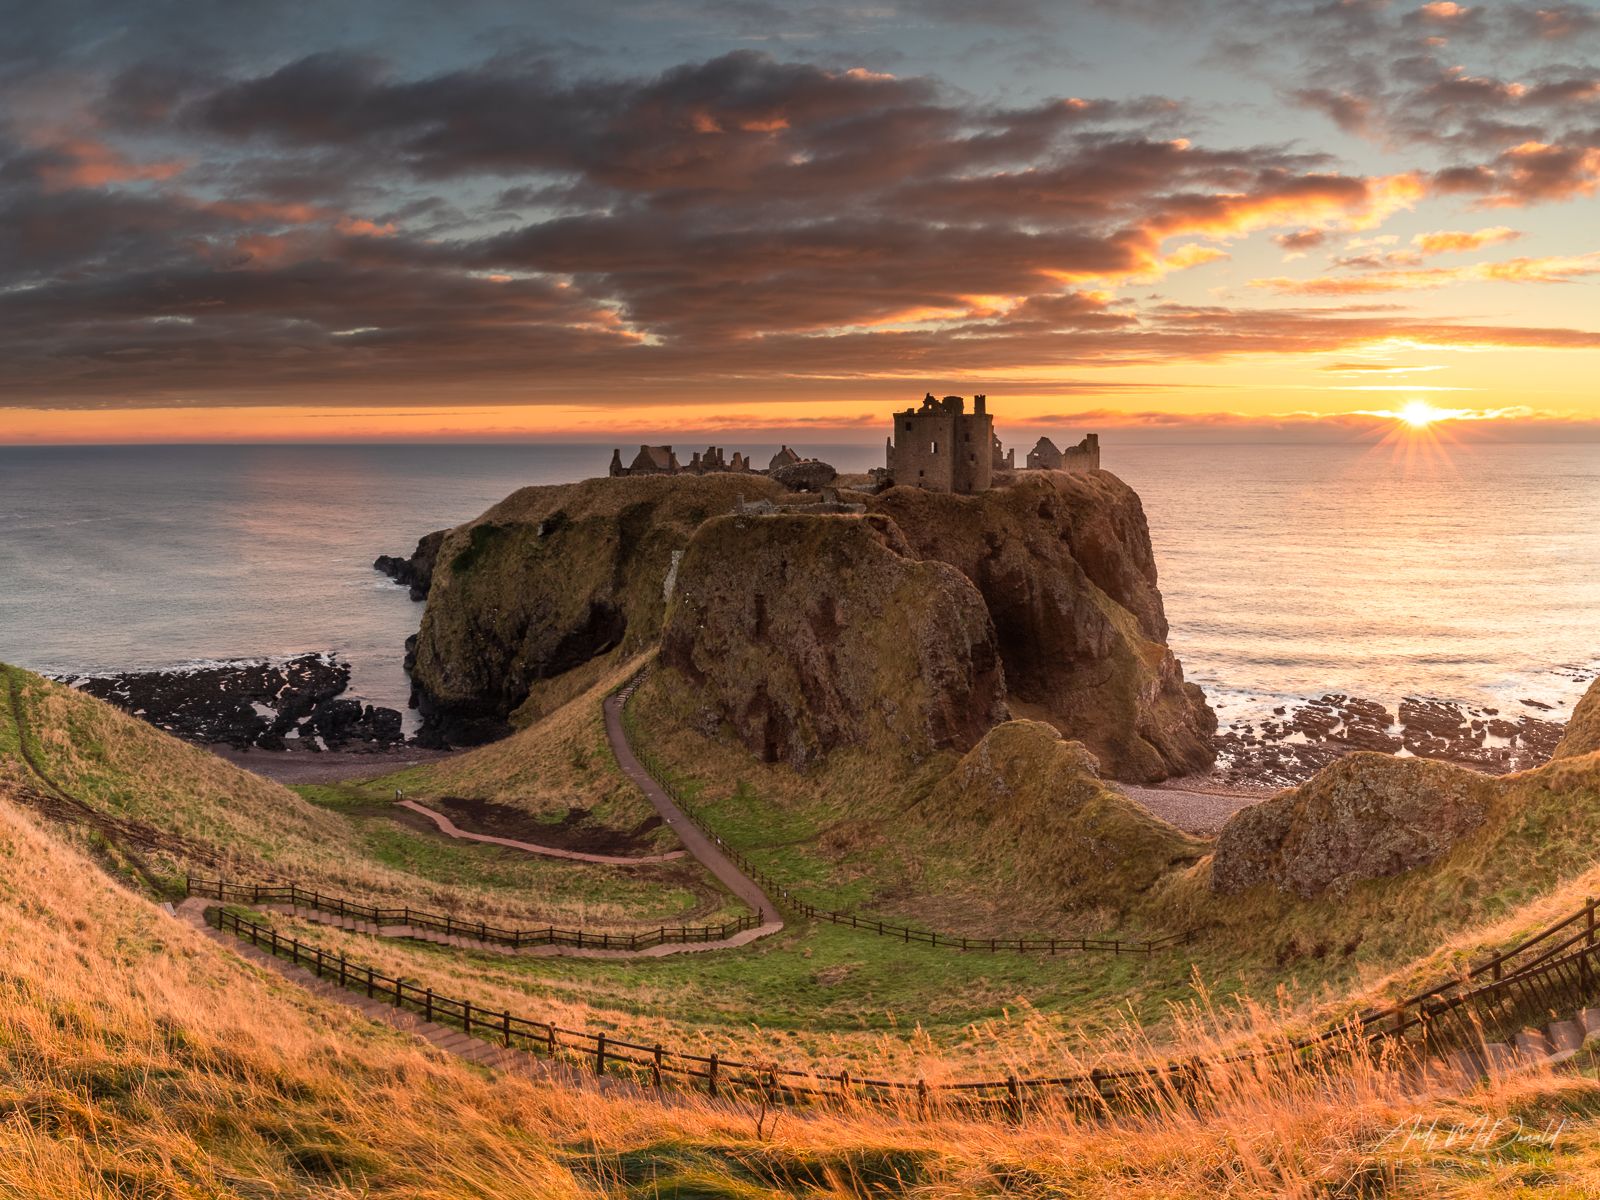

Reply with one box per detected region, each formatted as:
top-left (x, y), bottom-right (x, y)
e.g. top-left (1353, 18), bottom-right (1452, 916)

top-left (401, 469), bottom-right (1215, 781)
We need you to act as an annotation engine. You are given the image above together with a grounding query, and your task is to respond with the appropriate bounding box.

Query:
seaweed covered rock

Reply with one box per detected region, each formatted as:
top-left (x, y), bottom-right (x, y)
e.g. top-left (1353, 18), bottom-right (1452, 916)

top-left (870, 471), bottom-right (1215, 782)
top-left (1212, 753), bottom-right (1496, 898)
top-left (1555, 678), bottom-right (1600, 760)
top-left (927, 720), bottom-right (1205, 910)
top-left (410, 474), bottom-right (785, 745)
top-left (659, 512), bottom-right (1007, 767)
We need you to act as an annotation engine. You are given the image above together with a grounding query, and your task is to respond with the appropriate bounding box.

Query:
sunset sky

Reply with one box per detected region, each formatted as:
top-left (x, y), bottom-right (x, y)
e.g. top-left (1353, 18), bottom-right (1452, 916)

top-left (3, 0), bottom-right (1598, 444)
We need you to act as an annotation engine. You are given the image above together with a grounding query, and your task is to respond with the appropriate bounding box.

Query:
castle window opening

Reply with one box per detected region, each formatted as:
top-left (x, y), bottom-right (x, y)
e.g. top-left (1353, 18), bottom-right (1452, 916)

top-left (930, 441), bottom-right (938, 454)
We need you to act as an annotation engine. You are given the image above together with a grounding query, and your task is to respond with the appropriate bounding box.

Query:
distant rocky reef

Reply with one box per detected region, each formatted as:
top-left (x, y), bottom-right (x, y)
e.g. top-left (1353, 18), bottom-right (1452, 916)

top-left (59, 654), bottom-right (404, 752)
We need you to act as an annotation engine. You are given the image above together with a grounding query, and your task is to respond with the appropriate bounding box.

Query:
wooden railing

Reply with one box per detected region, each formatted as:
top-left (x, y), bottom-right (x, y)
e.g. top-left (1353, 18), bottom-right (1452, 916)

top-left (187, 877), bottom-right (760, 951)
top-left (208, 896), bottom-right (1600, 1112)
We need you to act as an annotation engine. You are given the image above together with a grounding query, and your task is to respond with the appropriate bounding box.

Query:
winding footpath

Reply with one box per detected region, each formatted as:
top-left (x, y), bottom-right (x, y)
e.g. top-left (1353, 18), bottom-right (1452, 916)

top-left (602, 676), bottom-right (782, 931)
top-left (397, 798), bottom-right (688, 865)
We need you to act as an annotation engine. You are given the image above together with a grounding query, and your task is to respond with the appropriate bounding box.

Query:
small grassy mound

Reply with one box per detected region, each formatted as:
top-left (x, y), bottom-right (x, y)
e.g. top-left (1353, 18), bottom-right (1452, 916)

top-left (921, 720), bottom-right (1206, 913)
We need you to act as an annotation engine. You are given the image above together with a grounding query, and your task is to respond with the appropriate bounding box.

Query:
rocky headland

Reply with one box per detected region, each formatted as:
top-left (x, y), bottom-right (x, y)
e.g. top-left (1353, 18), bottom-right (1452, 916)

top-left (392, 468), bottom-right (1216, 782)
top-left (59, 654), bottom-right (405, 753)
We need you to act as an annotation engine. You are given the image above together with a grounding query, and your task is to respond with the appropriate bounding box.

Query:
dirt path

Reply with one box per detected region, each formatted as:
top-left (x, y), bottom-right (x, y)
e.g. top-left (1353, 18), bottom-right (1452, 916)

top-left (397, 798), bottom-right (690, 866)
top-left (602, 677), bottom-right (782, 928)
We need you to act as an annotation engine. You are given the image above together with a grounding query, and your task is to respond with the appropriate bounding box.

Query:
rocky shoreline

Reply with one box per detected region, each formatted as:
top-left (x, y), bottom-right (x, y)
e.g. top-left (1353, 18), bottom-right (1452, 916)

top-left (1211, 691), bottom-right (1571, 788)
top-left (59, 654), bottom-right (406, 753)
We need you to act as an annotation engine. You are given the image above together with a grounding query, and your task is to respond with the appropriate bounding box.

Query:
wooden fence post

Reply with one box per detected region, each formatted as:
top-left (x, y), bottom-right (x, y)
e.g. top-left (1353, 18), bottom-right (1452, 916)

top-left (1588, 898), bottom-right (1596, 947)
top-left (503, 1010), bottom-right (512, 1048)
top-left (652, 1044), bottom-right (664, 1088)
top-left (1006, 1075), bottom-right (1021, 1121)
top-left (708, 1052), bottom-right (719, 1098)
top-left (463, 999), bottom-right (473, 1039)
top-left (595, 1033), bottom-right (606, 1076)
top-left (424, 988), bottom-right (434, 1024)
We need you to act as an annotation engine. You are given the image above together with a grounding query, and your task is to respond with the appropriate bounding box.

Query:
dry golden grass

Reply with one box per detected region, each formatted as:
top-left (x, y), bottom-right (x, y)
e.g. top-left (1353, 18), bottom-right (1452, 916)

top-left (11, 787), bottom-right (1600, 1197)
top-left (0, 664), bottom-right (724, 928)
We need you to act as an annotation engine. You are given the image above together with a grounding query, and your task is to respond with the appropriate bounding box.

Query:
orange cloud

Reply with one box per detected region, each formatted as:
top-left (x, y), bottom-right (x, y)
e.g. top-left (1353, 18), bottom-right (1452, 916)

top-left (1251, 250), bottom-right (1600, 294)
top-left (34, 138), bottom-right (187, 192)
top-left (1412, 226), bottom-right (1521, 254)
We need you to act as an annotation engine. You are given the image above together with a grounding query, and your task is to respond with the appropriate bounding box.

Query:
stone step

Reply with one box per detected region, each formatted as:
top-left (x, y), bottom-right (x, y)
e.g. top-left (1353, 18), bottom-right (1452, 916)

top-left (1514, 1029), bottom-right (1554, 1061)
top-left (1547, 1019), bottom-right (1586, 1055)
top-left (1580, 1008), bottom-right (1600, 1039)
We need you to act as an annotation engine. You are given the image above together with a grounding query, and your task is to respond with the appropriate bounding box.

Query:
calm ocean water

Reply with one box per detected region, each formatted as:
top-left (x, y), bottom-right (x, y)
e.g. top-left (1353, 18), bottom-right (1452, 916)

top-left (1, 441), bottom-right (1596, 731)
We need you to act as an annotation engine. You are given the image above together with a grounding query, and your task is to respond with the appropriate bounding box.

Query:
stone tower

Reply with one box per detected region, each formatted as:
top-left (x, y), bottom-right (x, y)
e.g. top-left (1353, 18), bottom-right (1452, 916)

top-left (886, 393), bottom-right (994, 493)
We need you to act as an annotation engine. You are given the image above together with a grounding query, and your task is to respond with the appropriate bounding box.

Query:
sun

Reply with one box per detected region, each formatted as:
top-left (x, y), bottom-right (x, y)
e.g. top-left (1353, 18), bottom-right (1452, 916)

top-left (1398, 399), bottom-right (1447, 429)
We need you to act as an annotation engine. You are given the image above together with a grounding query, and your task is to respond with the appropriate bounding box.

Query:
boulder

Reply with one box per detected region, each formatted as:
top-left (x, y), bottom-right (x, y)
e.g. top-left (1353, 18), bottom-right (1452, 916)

top-left (770, 460), bottom-right (838, 492)
top-left (659, 512), bottom-right (1007, 767)
top-left (1212, 753), bottom-right (1495, 897)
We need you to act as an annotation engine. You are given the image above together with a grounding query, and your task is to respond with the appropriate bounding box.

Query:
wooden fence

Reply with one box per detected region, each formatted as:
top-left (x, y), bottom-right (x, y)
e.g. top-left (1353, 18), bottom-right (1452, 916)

top-left (187, 877), bottom-right (760, 951)
top-left (208, 894), bottom-right (1600, 1112)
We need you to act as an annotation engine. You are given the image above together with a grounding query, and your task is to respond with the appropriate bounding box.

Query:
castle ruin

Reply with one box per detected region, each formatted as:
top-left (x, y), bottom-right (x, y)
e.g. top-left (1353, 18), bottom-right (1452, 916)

top-left (884, 393), bottom-right (1100, 493)
top-left (1024, 434), bottom-right (1100, 473)
top-left (885, 393), bottom-right (995, 494)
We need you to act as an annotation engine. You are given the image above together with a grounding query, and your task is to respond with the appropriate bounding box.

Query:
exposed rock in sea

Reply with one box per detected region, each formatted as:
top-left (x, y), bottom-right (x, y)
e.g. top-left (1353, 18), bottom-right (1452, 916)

top-left (1211, 691), bottom-right (1569, 787)
top-left (869, 472), bottom-right (1216, 782)
top-left (60, 654), bottom-right (406, 752)
top-left (1211, 753), bottom-right (1495, 898)
top-left (374, 529), bottom-right (447, 601)
top-left (659, 512), bottom-right (1008, 767)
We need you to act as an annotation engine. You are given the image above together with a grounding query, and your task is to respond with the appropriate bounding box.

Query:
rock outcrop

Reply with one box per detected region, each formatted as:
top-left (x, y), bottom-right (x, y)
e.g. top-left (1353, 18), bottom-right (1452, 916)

top-left (659, 512), bottom-right (1007, 767)
top-left (408, 474), bottom-right (786, 745)
top-left (61, 654), bottom-right (405, 751)
top-left (1555, 678), bottom-right (1600, 760)
top-left (1212, 753), bottom-right (1496, 897)
top-left (374, 530), bottom-right (447, 601)
top-left (927, 720), bottom-right (1204, 910)
top-left (869, 471), bottom-right (1215, 782)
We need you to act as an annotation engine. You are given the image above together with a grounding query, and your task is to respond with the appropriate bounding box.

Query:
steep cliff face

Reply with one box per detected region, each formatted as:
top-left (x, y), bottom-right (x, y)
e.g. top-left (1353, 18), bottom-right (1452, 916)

top-left (869, 472), bottom-right (1215, 782)
top-left (1212, 753), bottom-right (1496, 898)
top-left (925, 720), bottom-right (1205, 911)
top-left (658, 513), bottom-right (1007, 767)
top-left (410, 474), bottom-right (785, 745)
top-left (1555, 678), bottom-right (1600, 760)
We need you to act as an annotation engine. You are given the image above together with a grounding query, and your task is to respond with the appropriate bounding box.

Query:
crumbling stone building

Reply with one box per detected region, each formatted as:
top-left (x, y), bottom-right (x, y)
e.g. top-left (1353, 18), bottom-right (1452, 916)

top-left (610, 445), bottom-right (682, 476)
top-left (1023, 434), bottom-right (1100, 473)
top-left (886, 393), bottom-right (995, 494)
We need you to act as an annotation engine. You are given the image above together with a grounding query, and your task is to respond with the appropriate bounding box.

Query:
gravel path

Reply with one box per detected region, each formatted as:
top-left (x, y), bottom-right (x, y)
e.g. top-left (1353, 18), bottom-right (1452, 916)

top-left (1113, 783), bottom-right (1274, 836)
top-left (603, 679), bottom-right (782, 927)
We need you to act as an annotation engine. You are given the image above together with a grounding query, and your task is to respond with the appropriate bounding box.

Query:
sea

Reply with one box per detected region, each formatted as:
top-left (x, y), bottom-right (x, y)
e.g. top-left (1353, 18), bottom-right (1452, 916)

top-left (1, 441), bottom-right (1596, 735)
